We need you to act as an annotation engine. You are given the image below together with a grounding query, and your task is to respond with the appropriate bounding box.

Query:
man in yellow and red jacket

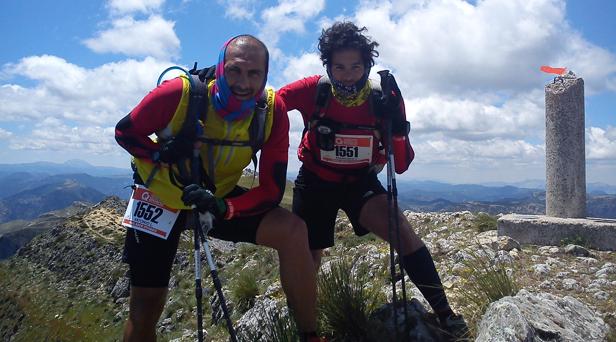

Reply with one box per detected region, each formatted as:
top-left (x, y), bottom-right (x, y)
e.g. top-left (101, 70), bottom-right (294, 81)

top-left (116, 35), bottom-right (321, 342)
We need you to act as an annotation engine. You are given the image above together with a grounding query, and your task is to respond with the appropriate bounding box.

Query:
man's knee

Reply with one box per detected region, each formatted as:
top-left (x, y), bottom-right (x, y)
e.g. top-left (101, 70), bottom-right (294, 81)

top-left (263, 211), bottom-right (308, 250)
top-left (275, 214), bottom-right (308, 253)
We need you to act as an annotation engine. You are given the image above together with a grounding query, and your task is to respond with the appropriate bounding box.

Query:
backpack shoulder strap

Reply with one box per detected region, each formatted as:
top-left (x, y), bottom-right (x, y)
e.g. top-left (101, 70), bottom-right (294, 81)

top-left (368, 78), bottom-right (382, 119)
top-left (171, 64), bottom-right (214, 187)
top-left (248, 92), bottom-right (268, 170)
top-left (308, 75), bottom-right (332, 128)
top-left (177, 65), bottom-right (214, 141)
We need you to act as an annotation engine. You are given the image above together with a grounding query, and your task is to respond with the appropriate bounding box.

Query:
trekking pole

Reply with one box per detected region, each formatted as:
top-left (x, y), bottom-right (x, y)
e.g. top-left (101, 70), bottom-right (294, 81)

top-left (378, 70), bottom-right (410, 335)
top-left (191, 206), bottom-right (206, 342)
top-left (189, 146), bottom-right (237, 342)
top-left (160, 64), bottom-right (237, 342)
top-left (188, 147), bottom-right (237, 341)
top-left (194, 210), bottom-right (238, 342)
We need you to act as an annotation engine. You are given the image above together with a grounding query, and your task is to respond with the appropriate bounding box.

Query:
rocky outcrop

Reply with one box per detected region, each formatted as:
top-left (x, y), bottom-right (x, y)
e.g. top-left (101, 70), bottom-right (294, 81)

top-left (1, 201), bottom-right (615, 341)
top-left (476, 290), bottom-right (609, 341)
top-left (0, 202), bottom-right (90, 259)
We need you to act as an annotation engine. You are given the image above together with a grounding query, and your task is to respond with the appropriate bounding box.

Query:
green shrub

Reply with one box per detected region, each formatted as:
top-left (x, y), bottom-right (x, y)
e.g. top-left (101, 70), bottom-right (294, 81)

top-left (317, 258), bottom-right (383, 341)
top-left (457, 248), bottom-right (519, 338)
top-left (230, 270), bottom-right (259, 314)
top-left (560, 235), bottom-right (589, 247)
top-left (474, 213), bottom-right (498, 232)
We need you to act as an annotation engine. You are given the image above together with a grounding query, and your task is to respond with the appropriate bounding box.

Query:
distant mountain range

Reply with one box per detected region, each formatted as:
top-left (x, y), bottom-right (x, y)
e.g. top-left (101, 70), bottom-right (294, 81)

top-left (0, 160), bottom-right (613, 260)
top-left (0, 159), bottom-right (130, 177)
top-left (0, 160), bottom-right (614, 224)
top-left (0, 202), bottom-right (90, 259)
top-left (0, 179), bottom-right (107, 223)
top-left (0, 160), bottom-right (133, 224)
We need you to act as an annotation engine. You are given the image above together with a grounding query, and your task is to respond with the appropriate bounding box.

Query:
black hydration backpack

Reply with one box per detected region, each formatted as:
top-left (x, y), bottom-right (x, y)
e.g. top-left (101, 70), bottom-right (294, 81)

top-left (150, 63), bottom-right (268, 189)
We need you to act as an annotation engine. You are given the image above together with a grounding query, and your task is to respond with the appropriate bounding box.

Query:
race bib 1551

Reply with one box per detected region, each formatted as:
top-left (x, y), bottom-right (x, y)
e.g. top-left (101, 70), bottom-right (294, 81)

top-left (320, 134), bottom-right (373, 165)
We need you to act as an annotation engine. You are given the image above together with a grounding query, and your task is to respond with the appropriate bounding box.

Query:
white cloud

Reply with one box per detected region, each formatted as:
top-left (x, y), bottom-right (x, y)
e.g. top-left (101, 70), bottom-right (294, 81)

top-left (108, 0), bottom-right (164, 15)
top-left (218, 0), bottom-right (257, 20)
top-left (1, 55), bottom-right (173, 125)
top-left (405, 89), bottom-right (545, 140)
top-left (0, 128), bottom-right (13, 139)
top-left (413, 137), bottom-right (544, 163)
top-left (350, 0), bottom-right (616, 97)
top-left (83, 15), bottom-right (180, 59)
top-left (280, 53), bottom-right (323, 84)
top-left (270, 0), bottom-right (616, 183)
top-left (8, 118), bottom-right (120, 155)
top-left (587, 126), bottom-right (616, 159)
top-left (259, 0), bottom-right (325, 53)
top-left (556, 35), bottom-right (616, 94)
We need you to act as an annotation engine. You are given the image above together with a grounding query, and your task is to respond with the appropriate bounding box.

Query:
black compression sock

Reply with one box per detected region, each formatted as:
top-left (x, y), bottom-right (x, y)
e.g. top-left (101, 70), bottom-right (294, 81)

top-left (402, 246), bottom-right (453, 316)
top-left (300, 331), bottom-right (318, 342)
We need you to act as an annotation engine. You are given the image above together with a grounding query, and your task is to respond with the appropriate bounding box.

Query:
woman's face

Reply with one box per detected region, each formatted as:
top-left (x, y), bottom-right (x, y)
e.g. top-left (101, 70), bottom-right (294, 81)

top-left (329, 49), bottom-right (365, 86)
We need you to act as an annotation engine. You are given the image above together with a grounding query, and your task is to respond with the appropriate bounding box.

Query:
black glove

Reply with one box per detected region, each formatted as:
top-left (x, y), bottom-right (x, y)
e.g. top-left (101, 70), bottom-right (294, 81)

top-left (181, 184), bottom-right (227, 218)
top-left (153, 137), bottom-right (193, 164)
top-left (375, 70), bottom-right (403, 120)
top-left (391, 120), bottom-right (411, 136)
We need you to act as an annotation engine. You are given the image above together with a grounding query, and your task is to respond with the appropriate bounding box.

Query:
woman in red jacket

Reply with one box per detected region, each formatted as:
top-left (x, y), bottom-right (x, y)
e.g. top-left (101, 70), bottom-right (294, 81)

top-left (278, 21), bottom-right (468, 339)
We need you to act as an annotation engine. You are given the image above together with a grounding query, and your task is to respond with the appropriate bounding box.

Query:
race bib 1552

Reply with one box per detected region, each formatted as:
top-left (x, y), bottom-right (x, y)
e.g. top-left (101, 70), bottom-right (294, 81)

top-left (122, 185), bottom-right (179, 239)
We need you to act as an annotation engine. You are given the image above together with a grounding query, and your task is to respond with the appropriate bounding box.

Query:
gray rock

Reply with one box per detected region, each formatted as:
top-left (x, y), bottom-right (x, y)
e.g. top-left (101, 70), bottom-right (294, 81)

top-left (498, 236), bottom-right (521, 252)
top-left (369, 298), bottom-right (443, 341)
top-left (598, 262), bottom-right (616, 275)
top-left (495, 250), bottom-right (514, 265)
top-left (545, 257), bottom-right (561, 267)
top-left (538, 246), bottom-right (559, 255)
top-left (532, 264), bottom-right (551, 276)
top-left (576, 257), bottom-right (598, 266)
top-left (595, 267), bottom-right (615, 277)
top-left (476, 301), bottom-right (533, 341)
top-left (556, 271), bottom-right (569, 278)
top-left (561, 278), bottom-right (581, 292)
top-left (476, 290), bottom-right (609, 342)
top-left (589, 279), bottom-right (609, 289)
top-left (564, 244), bottom-right (590, 257)
top-left (593, 291), bottom-right (609, 301)
top-left (110, 276), bottom-right (130, 299)
top-left (235, 297), bottom-right (288, 341)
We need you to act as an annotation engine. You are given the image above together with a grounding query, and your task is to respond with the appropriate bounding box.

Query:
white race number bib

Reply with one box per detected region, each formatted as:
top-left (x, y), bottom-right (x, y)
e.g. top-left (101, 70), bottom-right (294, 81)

top-left (320, 134), bottom-right (373, 166)
top-left (122, 185), bottom-right (179, 239)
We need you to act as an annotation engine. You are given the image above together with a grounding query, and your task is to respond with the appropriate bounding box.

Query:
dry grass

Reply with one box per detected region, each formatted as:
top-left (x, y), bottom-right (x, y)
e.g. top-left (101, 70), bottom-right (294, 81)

top-left (455, 248), bottom-right (519, 338)
top-left (317, 257), bottom-right (384, 341)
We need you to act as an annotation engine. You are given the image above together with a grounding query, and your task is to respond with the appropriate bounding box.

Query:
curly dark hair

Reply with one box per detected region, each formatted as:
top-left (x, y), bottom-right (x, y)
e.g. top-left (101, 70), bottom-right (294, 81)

top-left (318, 21), bottom-right (379, 68)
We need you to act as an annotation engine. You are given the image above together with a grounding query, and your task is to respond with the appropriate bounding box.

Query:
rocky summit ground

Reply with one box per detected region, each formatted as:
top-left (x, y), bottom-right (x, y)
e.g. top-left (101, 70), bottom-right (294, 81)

top-left (0, 197), bottom-right (614, 341)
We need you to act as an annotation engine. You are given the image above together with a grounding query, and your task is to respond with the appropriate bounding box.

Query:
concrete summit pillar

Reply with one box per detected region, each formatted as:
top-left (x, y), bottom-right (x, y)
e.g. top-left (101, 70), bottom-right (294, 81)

top-left (545, 75), bottom-right (586, 218)
top-left (497, 72), bottom-right (616, 251)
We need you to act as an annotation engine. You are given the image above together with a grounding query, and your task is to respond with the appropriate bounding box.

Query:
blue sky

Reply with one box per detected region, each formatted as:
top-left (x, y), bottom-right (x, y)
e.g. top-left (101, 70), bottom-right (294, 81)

top-left (1, 0), bottom-right (615, 185)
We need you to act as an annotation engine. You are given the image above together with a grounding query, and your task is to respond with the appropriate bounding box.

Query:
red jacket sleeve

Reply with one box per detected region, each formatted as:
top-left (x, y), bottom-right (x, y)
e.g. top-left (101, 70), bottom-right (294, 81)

top-left (276, 75), bottom-right (320, 124)
top-left (115, 78), bottom-right (183, 159)
top-left (392, 98), bottom-right (414, 174)
top-left (224, 95), bottom-right (289, 218)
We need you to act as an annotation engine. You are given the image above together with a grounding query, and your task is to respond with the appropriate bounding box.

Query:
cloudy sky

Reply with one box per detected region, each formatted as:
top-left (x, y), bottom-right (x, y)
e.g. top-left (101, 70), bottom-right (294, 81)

top-left (1, 0), bottom-right (615, 185)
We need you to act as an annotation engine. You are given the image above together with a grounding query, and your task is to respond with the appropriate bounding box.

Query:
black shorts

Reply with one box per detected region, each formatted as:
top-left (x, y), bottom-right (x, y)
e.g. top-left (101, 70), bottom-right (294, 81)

top-left (122, 186), bottom-right (269, 287)
top-left (292, 167), bottom-right (386, 250)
